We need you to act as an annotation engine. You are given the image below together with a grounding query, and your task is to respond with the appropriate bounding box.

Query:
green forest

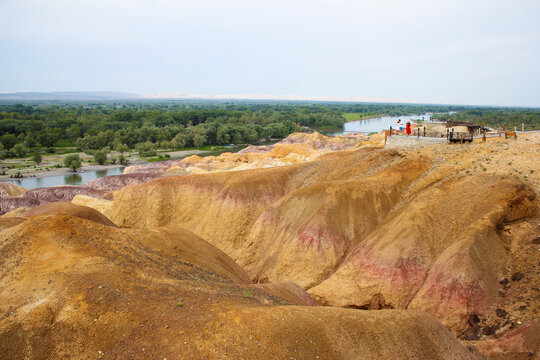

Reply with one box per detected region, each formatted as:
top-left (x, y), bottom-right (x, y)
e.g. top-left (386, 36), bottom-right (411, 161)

top-left (434, 109), bottom-right (540, 131)
top-left (0, 101), bottom-right (538, 159)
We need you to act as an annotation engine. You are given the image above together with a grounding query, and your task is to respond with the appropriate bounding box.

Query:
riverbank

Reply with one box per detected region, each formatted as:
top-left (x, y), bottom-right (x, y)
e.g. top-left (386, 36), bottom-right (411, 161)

top-left (0, 148), bottom-right (207, 182)
top-left (333, 113), bottom-right (441, 135)
top-left (0, 163), bottom-right (127, 181)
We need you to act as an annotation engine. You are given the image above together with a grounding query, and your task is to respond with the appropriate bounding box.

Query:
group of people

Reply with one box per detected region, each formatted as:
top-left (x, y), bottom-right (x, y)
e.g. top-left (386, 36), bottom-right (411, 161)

top-left (396, 119), bottom-right (412, 136)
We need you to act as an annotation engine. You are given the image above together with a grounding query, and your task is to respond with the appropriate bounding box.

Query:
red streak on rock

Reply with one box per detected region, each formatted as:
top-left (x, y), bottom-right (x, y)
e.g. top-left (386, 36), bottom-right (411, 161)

top-left (297, 224), bottom-right (342, 250)
top-left (348, 245), bottom-right (427, 285)
top-left (419, 266), bottom-right (488, 313)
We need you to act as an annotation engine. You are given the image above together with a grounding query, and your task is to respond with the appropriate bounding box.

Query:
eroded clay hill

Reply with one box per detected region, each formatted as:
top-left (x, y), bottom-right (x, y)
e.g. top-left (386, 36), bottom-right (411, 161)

top-left (105, 132), bottom-right (540, 343)
top-left (2, 131), bottom-right (539, 359)
top-left (0, 208), bottom-right (474, 359)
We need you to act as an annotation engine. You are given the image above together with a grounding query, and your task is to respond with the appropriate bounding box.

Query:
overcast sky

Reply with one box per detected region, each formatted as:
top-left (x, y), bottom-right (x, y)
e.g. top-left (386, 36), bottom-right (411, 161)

top-left (1, 0), bottom-right (539, 106)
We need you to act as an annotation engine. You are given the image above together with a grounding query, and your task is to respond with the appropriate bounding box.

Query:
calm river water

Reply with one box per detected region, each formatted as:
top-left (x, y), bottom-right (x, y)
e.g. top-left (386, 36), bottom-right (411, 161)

top-left (333, 113), bottom-right (436, 135)
top-left (4, 167), bottom-right (125, 190)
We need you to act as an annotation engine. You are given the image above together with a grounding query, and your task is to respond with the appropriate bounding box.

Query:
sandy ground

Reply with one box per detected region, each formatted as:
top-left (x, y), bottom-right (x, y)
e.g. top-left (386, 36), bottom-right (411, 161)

top-left (387, 131), bottom-right (540, 192)
top-left (385, 135), bottom-right (447, 148)
top-left (0, 149), bottom-right (205, 180)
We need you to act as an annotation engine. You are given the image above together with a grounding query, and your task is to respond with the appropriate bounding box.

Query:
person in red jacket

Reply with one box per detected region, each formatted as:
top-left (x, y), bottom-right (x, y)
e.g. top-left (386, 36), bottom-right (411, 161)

top-left (406, 122), bottom-right (412, 136)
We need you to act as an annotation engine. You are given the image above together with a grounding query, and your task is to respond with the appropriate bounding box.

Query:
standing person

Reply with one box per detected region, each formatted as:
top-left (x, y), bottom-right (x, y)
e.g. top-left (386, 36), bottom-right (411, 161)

top-left (396, 119), bottom-right (402, 134)
top-left (406, 121), bottom-right (412, 136)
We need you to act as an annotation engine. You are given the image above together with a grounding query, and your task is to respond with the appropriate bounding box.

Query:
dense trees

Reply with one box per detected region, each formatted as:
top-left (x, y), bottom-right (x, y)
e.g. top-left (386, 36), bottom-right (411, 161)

top-left (434, 109), bottom-right (540, 131)
top-left (1, 101), bottom-right (537, 159)
top-left (0, 102), bottom-right (342, 154)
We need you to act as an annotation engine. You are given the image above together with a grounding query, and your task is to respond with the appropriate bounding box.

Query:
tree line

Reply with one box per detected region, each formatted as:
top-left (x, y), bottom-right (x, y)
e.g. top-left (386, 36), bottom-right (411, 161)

top-left (0, 101), bottom-right (518, 159)
top-left (433, 109), bottom-right (540, 131)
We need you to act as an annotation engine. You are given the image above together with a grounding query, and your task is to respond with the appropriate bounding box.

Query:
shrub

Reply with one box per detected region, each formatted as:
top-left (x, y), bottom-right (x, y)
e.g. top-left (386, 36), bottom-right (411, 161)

top-left (94, 150), bottom-right (108, 165)
top-left (115, 143), bottom-right (129, 154)
top-left (32, 152), bottom-right (42, 165)
top-left (63, 154), bottom-right (82, 171)
top-left (12, 143), bottom-right (28, 158)
top-left (118, 154), bottom-right (129, 165)
top-left (136, 141), bottom-right (156, 157)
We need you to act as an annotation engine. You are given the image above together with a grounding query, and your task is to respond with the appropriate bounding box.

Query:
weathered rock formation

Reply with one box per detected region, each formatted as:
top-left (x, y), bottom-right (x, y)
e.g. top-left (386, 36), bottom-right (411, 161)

top-left (121, 131), bottom-right (374, 177)
top-left (472, 319), bottom-right (539, 360)
top-left (0, 185), bottom-right (111, 215)
top-left (2, 131), bottom-right (538, 359)
top-left (0, 212), bottom-right (474, 359)
top-left (106, 133), bottom-right (539, 339)
top-left (24, 201), bottom-right (117, 227)
top-left (71, 195), bottom-right (114, 218)
top-left (309, 175), bottom-right (536, 334)
top-left (85, 173), bottom-right (160, 191)
top-left (0, 182), bottom-right (27, 197)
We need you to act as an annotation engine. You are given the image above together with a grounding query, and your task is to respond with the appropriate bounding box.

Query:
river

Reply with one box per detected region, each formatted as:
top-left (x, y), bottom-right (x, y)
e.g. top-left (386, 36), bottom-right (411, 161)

top-left (333, 113), bottom-right (437, 135)
top-left (1, 145), bottom-right (252, 190)
top-left (3, 119), bottom-right (438, 189)
top-left (4, 167), bottom-right (125, 190)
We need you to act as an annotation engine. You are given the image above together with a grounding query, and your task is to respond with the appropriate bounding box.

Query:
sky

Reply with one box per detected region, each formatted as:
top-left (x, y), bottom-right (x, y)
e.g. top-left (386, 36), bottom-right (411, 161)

top-left (1, 0), bottom-right (539, 106)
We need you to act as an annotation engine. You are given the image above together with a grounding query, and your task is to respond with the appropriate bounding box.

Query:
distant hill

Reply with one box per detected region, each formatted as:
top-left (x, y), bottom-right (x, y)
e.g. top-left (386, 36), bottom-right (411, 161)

top-left (0, 91), bottom-right (142, 101)
top-left (0, 91), bottom-right (421, 104)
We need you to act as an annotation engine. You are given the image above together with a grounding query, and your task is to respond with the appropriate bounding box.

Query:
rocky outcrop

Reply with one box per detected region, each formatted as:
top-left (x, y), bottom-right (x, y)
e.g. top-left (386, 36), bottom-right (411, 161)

top-left (85, 173), bottom-right (161, 190)
top-left (3, 131), bottom-right (538, 350)
top-left (24, 202), bottom-right (117, 227)
top-left (0, 182), bottom-right (27, 197)
top-left (309, 175), bottom-right (537, 335)
top-left (108, 148), bottom-right (397, 260)
top-left (110, 162), bottom-right (303, 259)
top-left (122, 132), bottom-right (373, 177)
top-left (0, 213), bottom-right (475, 359)
top-left (0, 185), bottom-right (111, 215)
top-left (278, 131), bottom-right (369, 150)
top-left (241, 154), bottom-right (431, 288)
top-left (474, 319), bottom-right (539, 359)
top-left (23, 185), bottom-right (111, 201)
top-left (123, 159), bottom-right (188, 175)
top-left (71, 195), bottom-right (114, 218)
top-left (106, 133), bottom-right (539, 336)
top-left (237, 145), bottom-right (274, 154)
top-left (0, 196), bottom-right (40, 214)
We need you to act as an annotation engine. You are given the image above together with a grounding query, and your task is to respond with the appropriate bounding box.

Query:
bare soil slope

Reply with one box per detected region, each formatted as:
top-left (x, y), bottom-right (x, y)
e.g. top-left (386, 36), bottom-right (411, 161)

top-left (107, 133), bottom-right (540, 342)
top-left (0, 213), bottom-right (474, 360)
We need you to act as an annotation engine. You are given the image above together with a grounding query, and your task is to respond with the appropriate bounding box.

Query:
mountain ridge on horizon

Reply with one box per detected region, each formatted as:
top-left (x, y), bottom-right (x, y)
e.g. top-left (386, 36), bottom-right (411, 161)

top-left (1, 91), bottom-right (535, 108)
top-left (0, 90), bottom-right (427, 104)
